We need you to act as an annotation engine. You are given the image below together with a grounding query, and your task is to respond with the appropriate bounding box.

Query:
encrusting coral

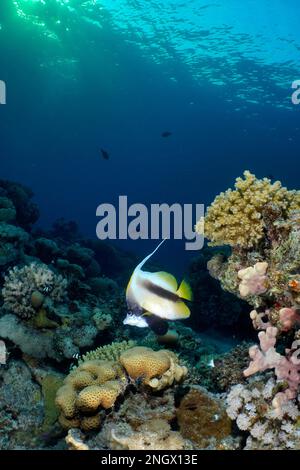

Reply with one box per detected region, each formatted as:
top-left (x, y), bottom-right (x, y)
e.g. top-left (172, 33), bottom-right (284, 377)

top-left (176, 386), bottom-right (232, 449)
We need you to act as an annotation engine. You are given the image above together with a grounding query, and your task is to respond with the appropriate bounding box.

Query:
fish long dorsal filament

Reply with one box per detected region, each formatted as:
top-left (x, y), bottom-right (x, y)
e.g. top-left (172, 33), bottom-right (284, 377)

top-left (135, 238), bottom-right (167, 272)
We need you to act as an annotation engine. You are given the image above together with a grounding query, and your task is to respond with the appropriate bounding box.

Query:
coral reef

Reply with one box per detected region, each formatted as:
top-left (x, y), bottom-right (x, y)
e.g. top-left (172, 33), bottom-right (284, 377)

top-left (3, 173), bottom-right (300, 451)
top-left (0, 180), bottom-right (39, 228)
top-left (66, 429), bottom-right (89, 450)
top-left (197, 171), bottom-right (300, 450)
top-left (210, 343), bottom-right (250, 392)
top-left (0, 196), bottom-right (16, 223)
top-left (56, 346), bottom-right (187, 434)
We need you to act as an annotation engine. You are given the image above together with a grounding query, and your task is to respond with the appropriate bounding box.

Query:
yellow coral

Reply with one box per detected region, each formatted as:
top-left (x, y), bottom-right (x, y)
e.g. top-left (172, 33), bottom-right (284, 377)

top-left (59, 414), bottom-right (81, 430)
top-left (55, 359), bottom-right (126, 431)
top-left (56, 384), bottom-right (77, 418)
top-left (120, 347), bottom-right (170, 382)
top-left (120, 346), bottom-right (187, 390)
top-left (81, 414), bottom-right (102, 432)
top-left (198, 171), bottom-right (300, 248)
top-left (56, 346), bottom-right (187, 432)
top-left (77, 381), bottom-right (123, 412)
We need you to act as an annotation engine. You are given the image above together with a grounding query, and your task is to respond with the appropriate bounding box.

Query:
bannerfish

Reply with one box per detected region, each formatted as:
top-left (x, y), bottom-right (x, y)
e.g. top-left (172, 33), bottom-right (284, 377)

top-left (123, 239), bottom-right (193, 335)
top-left (100, 148), bottom-right (110, 160)
top-left (161, 131), bottom-right (172, 138)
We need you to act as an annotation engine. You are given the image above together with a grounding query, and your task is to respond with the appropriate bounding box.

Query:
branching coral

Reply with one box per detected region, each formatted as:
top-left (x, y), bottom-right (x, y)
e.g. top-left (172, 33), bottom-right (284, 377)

top-left (2, 263), bottom-right (67, 319)
top-left (78, 340), bottom-right (136, 365)
top-left (199, 172), bottom-right (300, 449)
top-left (199, 171), bottom-right (300, 248)
top-left (243, 327), bottom-right (300, 412)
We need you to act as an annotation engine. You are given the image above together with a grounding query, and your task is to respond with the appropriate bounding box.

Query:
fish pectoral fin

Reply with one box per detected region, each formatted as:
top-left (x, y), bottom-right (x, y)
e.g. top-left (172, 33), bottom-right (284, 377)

top-left (142, 311), bottom-right (152, 317)
top-left (151, 271), bottom-right (178, 292)
top-left (176, 279), bottom-right (193, 301)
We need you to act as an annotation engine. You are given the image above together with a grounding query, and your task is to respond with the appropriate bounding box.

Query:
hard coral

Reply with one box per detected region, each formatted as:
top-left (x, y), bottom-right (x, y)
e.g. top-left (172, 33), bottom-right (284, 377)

top-left (226, 376), bottom-right (300, 449)
top-left (244, 327), bottom-right (300, 409)
top-left (119, 346), bottom-right (188, 391)
top-left (78, 340), bottom-right (136, 365)
top-left (238, 262), bottom-right (269, 297)
top-left (177, 386), bottom-right (232, 449)
top-left (200, 171), bottom-right (300, 248)
top-left (55, 360), bottom-right (126, 431)
top-left (2, 263), bottom-right (67, 319)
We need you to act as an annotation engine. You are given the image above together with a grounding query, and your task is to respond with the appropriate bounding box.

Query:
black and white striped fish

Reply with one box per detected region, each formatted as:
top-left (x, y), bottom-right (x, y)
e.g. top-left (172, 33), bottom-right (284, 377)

top-left (123, 239), bottom-right (193, 335)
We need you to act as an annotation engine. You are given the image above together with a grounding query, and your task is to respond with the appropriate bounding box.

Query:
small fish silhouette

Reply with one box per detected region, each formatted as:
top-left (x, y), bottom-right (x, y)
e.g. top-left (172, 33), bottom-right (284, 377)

top-left (161, 131), bottom-right (172, 138)
top-left (100, 148), bottom-right (110, 160)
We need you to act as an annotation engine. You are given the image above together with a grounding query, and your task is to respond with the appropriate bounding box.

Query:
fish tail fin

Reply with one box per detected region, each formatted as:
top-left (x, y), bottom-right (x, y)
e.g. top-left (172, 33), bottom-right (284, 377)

top-left (136, 239), bottom-right (167, 271)
top-left (176, 279), bottom-right (193, 301)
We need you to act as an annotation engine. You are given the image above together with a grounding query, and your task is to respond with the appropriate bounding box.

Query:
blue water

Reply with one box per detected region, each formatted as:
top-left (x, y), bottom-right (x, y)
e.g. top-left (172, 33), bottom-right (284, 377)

top-left (1, 0), bottom-right (300, 271)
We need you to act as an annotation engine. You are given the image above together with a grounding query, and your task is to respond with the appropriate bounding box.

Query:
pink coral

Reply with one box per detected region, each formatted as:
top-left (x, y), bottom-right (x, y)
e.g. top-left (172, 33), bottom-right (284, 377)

top-left (279, 308), bottom-right (300, 332)
top-left (238, 262), bottom-right (269, 297)
top-left (244, 327), bottom-right (279, 377)
top-left (244, 328), bottom-right (300, 416)
top-left (250, 309), bottom-right (271, 330)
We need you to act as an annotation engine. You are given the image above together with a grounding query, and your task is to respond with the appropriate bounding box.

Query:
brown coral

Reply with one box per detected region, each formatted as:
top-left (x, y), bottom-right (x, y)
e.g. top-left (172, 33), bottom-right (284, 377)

top-left (177, 387), bottom-right (232, 448)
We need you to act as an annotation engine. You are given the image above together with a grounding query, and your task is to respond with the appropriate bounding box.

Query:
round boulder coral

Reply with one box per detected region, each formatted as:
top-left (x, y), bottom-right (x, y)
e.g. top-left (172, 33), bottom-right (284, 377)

top-left (120, 346), bottom-right (187, 390)
top-left (55, 359), bottom-right (126, 431)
